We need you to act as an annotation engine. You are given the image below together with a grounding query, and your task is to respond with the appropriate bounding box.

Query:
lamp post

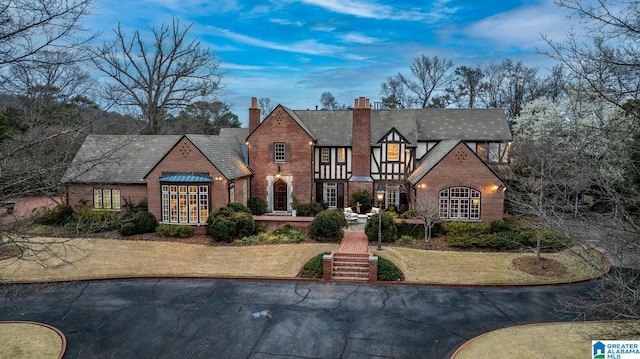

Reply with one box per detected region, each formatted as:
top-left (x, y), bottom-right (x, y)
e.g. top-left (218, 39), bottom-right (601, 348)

top-left (376, 188), bottom-right (385, 250)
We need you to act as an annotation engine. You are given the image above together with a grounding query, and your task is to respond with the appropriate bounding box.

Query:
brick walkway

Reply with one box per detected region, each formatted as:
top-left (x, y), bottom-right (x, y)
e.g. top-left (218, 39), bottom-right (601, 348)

top-left (337, 232), bottom-right (369, 254)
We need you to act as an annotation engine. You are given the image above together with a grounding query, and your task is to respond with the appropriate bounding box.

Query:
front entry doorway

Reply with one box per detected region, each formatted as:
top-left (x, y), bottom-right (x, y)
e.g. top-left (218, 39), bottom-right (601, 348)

top-left (273, 180), bottom-right (288, 211)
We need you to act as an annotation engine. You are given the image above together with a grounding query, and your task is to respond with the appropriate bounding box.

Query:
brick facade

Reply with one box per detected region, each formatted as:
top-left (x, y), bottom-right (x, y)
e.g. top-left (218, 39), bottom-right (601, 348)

top-left (415, 142), bottom-right (505, 222)
top-left (65, 183), bottom-right (147, 211)
top-left (145, 137), bottom-right (238, 221)
top-left (247, 106), bottom-right (314, 211)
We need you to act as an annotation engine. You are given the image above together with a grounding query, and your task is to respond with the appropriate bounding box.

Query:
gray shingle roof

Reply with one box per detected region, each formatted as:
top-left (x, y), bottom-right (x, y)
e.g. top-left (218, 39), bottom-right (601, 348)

top-left (185, 135), bottom-right (252, 179)
top-left (292, 108), bottom-right (511, 146)
top-left (407, 140), bottom-right (461, 185)
top-left (218, 128), bottom-right (249, 142)
top-left (62, 134), bottom-right (251, 184)
top-left (292, 110), bottom-right (352, 146)
top-left (61, 135), bottom-right (182, 184)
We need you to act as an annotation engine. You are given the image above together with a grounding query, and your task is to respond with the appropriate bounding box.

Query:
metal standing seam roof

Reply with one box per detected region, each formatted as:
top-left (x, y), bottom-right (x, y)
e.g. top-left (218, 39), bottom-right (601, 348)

top-left (159, 174), bottom-right (212, 182)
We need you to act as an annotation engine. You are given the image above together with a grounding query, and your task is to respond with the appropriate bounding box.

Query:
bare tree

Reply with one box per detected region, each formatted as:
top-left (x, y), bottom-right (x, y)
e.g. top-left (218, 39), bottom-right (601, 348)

top-left (396, 54), bottom-right (453, 108)
top-left (379, 76), bottom-right (409, 109)
top-left (319, 92), bottom-right (339, 110)
top-left (0, 0), bottom-right (93, 67)
top-left (258, 97), bottom-right (274, 120)
top-left (446, 66), bottom-right (484, 108)
top-left (543, 0), bottom-right (640, 109)
top-left (92, 17), bottom-right (223, 135)
top-left (0, 0), bottom-right (96, 252)
top-left (479, 59), bottom-right (544, 119)
top-left (412, 193), bottom-right (441, 244)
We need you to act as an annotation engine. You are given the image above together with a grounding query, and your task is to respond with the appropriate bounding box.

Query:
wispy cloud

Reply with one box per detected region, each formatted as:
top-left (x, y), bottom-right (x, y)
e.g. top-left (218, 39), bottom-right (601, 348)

top-left (461, 2), bottom-right (571, 50)
top-left (213, 27), bottom-right (345, 57)
top-left (269, 18), bottom-right (305, 27)
top-left (300, 0), bottom-right (456, 21)
top-left (340, 32), bottom-right (380, 44)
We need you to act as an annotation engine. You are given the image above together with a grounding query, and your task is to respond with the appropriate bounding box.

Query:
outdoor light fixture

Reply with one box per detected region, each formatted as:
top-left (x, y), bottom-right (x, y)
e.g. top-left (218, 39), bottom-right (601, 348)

top-left (276, 165), bottom-right (281, 179)
top-left (214, 176), bottom-right (224, 181)
top-left (376, 188), bottom-right (385, 250)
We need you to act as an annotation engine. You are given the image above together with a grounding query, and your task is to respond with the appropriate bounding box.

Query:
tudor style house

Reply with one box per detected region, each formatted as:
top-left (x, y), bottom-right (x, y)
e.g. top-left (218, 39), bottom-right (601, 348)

top-left (62, 96), bottom-right (512, 225)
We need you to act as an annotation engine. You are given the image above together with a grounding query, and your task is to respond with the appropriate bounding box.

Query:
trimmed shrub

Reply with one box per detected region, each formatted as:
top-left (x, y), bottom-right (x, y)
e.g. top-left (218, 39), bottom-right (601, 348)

top-left (227, 202), bottom-right (251, 214)
top-left (119, 222), bottom-right (138, 236)
top-left (233, 211), bottom-right (256, 237)
top-left (365, 211), bottom-right (397, 243)
top-left (297, 252), bottom-right (330, 278)
top-left (33, 204), bottom-right (74, 226)
top-left (377, 256), bottom-right (404, 281)
top-left (172, 225), bottom-right (194, 238)
top-left (442, 219), bottom-right (573, 251)
top-left (247, 197), bottom-right (267, 215)
top-left (206, 204), bottom-right (258, 242)
top-left (292, 195), bottom-right (326, 217)
top-left (119, 211), bottom-right (157, 236)
top-left (156, 224), bottom-right (194, 238)
top-left (207, 217), bottom-right (237, 242)
top-left (309, 209), bottom-right (347, 242)
top-left (349, 189), bottom-right (373, 213)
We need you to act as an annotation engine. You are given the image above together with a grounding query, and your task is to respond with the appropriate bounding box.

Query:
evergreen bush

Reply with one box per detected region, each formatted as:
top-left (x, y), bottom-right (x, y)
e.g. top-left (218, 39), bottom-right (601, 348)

top-left (247, 197), bottom-right (267, 215)
top-left (349, 189), bottom-right (373, 213)
top-left (364, 211), bottom-right (397, 243)
top-left (308, 209), bottom-right (347, 242)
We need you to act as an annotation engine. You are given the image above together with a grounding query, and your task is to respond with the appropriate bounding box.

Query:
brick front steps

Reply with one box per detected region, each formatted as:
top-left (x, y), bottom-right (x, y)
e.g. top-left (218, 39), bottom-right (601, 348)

top-left (331, 253), bottom-right (371, 282)
top-left (323, 232), bottom-right (378, 283)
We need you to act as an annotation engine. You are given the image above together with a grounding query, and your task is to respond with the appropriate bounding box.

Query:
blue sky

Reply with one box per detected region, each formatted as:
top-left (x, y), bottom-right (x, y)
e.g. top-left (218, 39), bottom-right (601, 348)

top-left (88, 0), bottom-right (579, 126)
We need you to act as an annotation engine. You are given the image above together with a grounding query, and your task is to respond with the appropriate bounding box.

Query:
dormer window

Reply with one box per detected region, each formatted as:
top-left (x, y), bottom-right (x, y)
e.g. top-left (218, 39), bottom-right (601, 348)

top-left (387, 143), bottom-right (399, 161)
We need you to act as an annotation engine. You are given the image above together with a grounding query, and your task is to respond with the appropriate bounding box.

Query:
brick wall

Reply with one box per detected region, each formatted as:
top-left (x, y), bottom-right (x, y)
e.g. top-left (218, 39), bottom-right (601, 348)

top-left (352, 97), bottom-right (371, 178)
top-left (65, 183), bottom-right (147, 211)
top-left (247, 106), bottom-right (314, 210)
top-left (416, 142), bottom-right (504, 223)
top-left (145, 137), bottom-right (229, 221)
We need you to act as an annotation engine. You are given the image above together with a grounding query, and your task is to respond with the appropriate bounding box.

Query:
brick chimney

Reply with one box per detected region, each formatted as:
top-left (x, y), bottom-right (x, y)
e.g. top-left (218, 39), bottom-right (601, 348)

top-left (351, 97), bottom-right (371, 177)
top-left (249, 97), bottom-right (260, 133)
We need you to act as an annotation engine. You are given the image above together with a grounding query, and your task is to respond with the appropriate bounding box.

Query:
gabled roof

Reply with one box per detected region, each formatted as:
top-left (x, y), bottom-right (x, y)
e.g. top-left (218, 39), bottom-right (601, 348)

top-left (292, 110), bottom-right (352, 146)
top-left (218, 128), bottom-right (249, 142)
top-left (185, 135), bottom-right (252, 179)
top-left (407, 140), bottom-right (461, 185)
top-left (413, 108), bottom-right (511, 141)
top-left (292, 108), bottom-right (511, 147)
top-left (372, 112), bottom-right (418, 146)
top-left (61, 135), bottom-right (182, 184)
top-left (62, 134), bottom-right (251, 184)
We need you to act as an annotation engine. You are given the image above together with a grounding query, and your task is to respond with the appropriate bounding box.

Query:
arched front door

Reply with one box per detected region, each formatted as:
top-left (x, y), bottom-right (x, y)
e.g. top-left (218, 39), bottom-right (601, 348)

top-left (273, 180), bottom-right (288, 211)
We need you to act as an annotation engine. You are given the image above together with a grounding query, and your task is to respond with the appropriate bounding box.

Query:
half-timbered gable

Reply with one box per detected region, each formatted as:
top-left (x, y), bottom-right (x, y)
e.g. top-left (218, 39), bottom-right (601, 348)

top-left (371, 127), bottom-right (415, 182)
top-left (64, 96), bottom-right (513, 224)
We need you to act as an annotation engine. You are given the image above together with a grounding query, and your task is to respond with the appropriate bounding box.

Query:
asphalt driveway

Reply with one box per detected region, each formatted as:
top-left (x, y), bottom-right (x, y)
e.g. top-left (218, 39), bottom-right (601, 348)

top-left (0, 279), bottom-right (593, 358)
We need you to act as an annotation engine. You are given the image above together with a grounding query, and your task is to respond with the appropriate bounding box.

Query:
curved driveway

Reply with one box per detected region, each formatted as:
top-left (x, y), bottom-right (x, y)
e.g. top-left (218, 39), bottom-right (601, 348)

top-left (0, 279), bottom-right (593, 358)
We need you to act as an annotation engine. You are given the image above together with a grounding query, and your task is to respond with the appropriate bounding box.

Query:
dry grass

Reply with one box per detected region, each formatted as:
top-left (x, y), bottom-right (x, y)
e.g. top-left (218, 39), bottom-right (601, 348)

top-left (0, 237), bottom-right (337, 282)
top-left (370, 244), bottom-right (606, 284)
top-left (0, 236), bottom-right (606, 284)
top-left (0, 322), bottom-right (64, 359)
top-left (452, 321), bottom-right (640, 359)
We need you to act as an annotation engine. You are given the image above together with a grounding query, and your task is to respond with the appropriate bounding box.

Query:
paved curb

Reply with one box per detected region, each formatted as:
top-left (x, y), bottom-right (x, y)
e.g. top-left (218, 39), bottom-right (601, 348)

top-left (0, 320), bottom-right (67, 359)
